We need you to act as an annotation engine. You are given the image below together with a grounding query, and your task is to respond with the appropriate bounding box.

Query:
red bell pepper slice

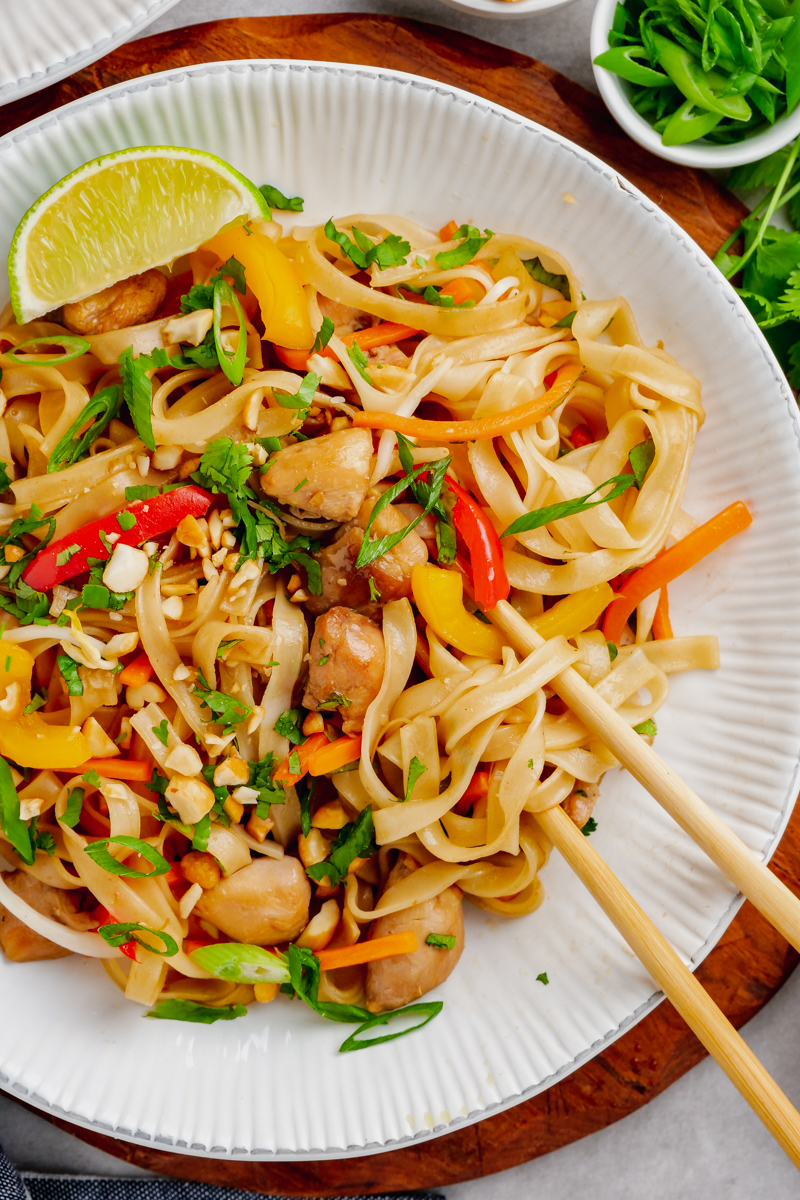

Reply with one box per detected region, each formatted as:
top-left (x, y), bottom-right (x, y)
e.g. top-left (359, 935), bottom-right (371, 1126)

top-left (446, 479), bottom-right (509, 610)
top-left (22, 485), bottom-right (214, 592)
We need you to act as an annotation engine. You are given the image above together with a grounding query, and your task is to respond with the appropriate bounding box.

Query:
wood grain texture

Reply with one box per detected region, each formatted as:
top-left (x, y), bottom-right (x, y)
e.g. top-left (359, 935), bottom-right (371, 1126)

top-left (2, 14), bottom-right (782, 1194)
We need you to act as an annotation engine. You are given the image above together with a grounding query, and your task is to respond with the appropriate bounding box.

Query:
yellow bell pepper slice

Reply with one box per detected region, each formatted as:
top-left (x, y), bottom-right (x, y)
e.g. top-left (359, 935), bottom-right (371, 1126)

top-left (203, 225), bottom-right (314, 350)
top-left (412, 565), bottom-right (506, 659)
top-left (0, 639), bottom-right (89, 768)
top-left (529, 583), bottom-right (614, 642)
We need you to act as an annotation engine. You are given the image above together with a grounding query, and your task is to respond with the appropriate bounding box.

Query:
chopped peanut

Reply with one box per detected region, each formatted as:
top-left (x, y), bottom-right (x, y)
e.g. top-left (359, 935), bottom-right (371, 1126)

top-left (176, 514), bottom-right (209, 556)
top-left (246, 811), bottom-right (273, 843)
top-left (301, 711), bottom-right (325, 736)
top-left (81, 716), bottom-right (120, 759)
top-left (152, 445), bottom-right (182, 470)
top-left (296, 898), bottom-right (340, 951)
top-left (164, 742), bottom-right (203, 777)
top-left (178, 455), bottom-right (201, 480)
top-left (246, 705), bottom-right (264, 735)
top-left (180, 851), bottom-right (221, 890)
top-left (312, 800), bottom-right (349, 830)
top-left (178, 882), bottom-right (203, 919)
top-left (287, 573), bottom-right (302, 594)
top-left (223, 796), bottom-right (245, 825)
top-left (165, 775), bottom-right (215, 825)
top-left (254, 982), bottom-right (279, 1003)
top-left (298, 828), bottom-right (329, 868)
top-left (213, 757), bottom-right (250, 787)
top-left (117, 716), bottom-right (132, 751)
top-left (4, 545), bottom-right (24, 563)
top-left (126, 680), bottom-right (167, 710)
top-left (161, 595), bottom-right (184, 620)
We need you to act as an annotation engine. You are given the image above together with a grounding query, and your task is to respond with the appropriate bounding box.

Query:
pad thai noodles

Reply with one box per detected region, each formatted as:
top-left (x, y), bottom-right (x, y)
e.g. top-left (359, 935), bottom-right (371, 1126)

top-left (0, 192), bottom-right (725, 1047)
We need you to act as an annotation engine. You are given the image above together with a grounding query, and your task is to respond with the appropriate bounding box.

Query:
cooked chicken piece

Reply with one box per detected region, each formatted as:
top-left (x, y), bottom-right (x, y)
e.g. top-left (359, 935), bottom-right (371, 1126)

top-left (261, 428), bottom-right (373, 522)
top-left (63, 268), bottom-right (167, 334)
top-left (562, 782), bottom-right (599, 829)
top-left (195, 856), bottom-right (310, 945)
top-left (365, 856), bottom-right (464, 1013)
top-left (0, 870), bottom-right (93, 962)
top-left (318, 294), bottom-right (370, 336)
top-left (305, 499), bottom-right (429, 617)
top-left (354, 496), bottom-right (428, 602)
top-left (303, 607), bottom-right (385, 733)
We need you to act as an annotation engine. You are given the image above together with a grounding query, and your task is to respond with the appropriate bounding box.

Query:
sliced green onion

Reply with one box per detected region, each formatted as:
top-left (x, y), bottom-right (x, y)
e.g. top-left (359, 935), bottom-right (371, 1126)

top-left (6, 335), bottom-right (91, 365)
top-left (189, 942), bottom-right (291, 985)
top-left (338, 1001), bottom-right (443, 1052)
top-left (98, 922), bottom-right (178, 956)
top-left (213, 278), bottom-right (247, 387)
top-left (83, 835), bottom-right (170, 878)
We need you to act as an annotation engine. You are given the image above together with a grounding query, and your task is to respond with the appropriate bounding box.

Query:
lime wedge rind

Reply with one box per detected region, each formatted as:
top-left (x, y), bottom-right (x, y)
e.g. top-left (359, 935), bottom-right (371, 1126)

top-left (9, 145), bottom-right (270, 324)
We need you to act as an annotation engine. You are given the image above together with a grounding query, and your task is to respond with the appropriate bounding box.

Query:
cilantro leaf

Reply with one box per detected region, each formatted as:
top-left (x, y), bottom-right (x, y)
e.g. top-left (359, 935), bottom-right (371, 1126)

top-left (523, 257), bottom-right (570, 299)
top-left (117, 510), bottom-right (137, 532)
top-left (275, 371), bottom-right (320, 411)
top-left (755, 227), bottom-right (800, 280)
top-left (422, 285), bottom-right (475, 310)
top-left (57, 653), bottom-right (83, 696)
top-left (501, 474), bottom-right (637, 539)
top-left (61, 787), bottom-right (84, 829)
top-left (283, 943), bottom-right (371, 1024)
top-left (324, 219), bottom-right (409, 271)
top-left (260, 184), bottom-right (304, 213)
top-left (404, 755), bottom-right (427, 802)
top-left (118, 346), bottom-right (161, 451)
top-left (192, 670), bottom-right (252, 735)
top-left (356, 454), bottom-right (452, 569)
top-left (580, 818), bottom-right (598, 836)
top-left (312, 318), bottom-right (334, 353)
top-left (536, 971), bottom-right (550, 984)
top-left (125, 484), bottom-right (160, 502)
top-left (306, 807), bottom-right (376, 887)
top-left (274, 708), bottom-right (305, 744)
top-left (146, 999), bottom-right (248, 1024)
top-left (0, 462), bottom-right (11, 493)
top-left (152, 718), bottom-right (169, 747)
top-left (628, 438), bottom-right (655, 488)
top-left (193, 438), bottom-right (254, 497)
top-left (435, 224), bottom-right (492, 270)
top-left (0, 754), bottom-right (34, 864)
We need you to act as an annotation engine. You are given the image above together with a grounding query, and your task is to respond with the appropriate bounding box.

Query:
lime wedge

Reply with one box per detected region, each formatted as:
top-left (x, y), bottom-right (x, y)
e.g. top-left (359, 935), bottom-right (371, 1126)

top-left (8, 146), bottom-right (270, 324)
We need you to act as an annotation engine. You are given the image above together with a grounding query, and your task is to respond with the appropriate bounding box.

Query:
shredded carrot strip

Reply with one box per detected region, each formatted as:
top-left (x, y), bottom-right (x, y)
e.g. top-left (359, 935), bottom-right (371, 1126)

top-left (352, 362), bottom-right (583, 441)
top-left (79, 758), bottom-right (152, 782)
top-left (439, 278), bottom-right (485, 306)
top-left (118, 651), bottom-right (153, 689)
top-left (652, 585), bottom-right (673, 640)
top-left (307, 735), bottom-right (362, 777)
top-left (272, 344), bottom-right (309, 371)
top-left (602, 501), bottom-right (752, 645)
top-left (439, 219), bottom-right (459, 242)
top-left (272, 732), bottom-right (329, 786)
top-left (317, 930), bottom-right (418, 971)
top-left (337, 323), bottom-right (419, 352)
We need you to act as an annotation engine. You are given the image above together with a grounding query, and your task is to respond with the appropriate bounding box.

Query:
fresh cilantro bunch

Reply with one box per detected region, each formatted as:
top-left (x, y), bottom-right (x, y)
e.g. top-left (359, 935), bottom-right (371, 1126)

top-left (716, 136), bottom-right (800, 387)
top-left (594, 0), bottom-right (800, 148)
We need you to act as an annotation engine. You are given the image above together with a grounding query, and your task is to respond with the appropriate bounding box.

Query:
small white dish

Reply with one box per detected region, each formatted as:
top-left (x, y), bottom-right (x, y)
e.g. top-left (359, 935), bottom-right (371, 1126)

top-left (591, 0), bottom-right (800, 168)
top-left (435, 0), bottom-right (579, 20)
top-left (0, 0), bottom-right (180, 107)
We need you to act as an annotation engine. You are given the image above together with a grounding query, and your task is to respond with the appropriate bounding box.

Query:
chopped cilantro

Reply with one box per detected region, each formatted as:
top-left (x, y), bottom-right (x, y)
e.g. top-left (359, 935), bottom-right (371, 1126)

top-left (274, 708), bottom-right (305, 745)
top-left (259, 184), bottom-right (304, 213)
top-left (536, 972), bottom-right (549, 985)
top-left (426, 933), bottom-right (456, 950)
top-left (324, 219), bottom-right (410, 271)
top-left (581, 817), bottom-right (598, 836)
top-left (117, 510), bottom-right (137, 532)
top-left (306, 807), bottom-right (377, 887)
top-left (312, 317), bottom-right (334, 353)
top-left (403, 755), bottom-right (427, 803)
top-left (633, 718), bottom-right (657, 737)
top-left (152, 718), bottom-right (169, 747)
top-left (192, 670), bottom-right (251, 734)
top-left (57, 653), bottom-right (83, 696)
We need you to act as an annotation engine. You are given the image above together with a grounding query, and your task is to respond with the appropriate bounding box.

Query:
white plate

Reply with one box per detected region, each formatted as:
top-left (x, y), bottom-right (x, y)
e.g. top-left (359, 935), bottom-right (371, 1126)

top-left (0, 61), bottom-right (799, 1162)
top-left (0, 0), bottom-right (180, 107)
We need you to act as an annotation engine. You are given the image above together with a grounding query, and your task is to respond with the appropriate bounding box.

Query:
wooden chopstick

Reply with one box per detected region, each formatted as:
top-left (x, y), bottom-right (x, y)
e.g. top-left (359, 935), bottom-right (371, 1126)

top-left (534, 802), bottom-right (800, 1166)
top-left (489, 599), bottom-right (800, 954)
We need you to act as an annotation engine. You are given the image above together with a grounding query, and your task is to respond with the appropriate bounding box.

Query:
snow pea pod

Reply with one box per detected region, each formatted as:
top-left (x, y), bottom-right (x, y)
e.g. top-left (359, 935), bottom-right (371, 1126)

top-left (662, 99), bottom-right (724, 146)
top-left (653, 33), bottom-right (751, 121)
top-left (593, 45), bottom-right (670, 87)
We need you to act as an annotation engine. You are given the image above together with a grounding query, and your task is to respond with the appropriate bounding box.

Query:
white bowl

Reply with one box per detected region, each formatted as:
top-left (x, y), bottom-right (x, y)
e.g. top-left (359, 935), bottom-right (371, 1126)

top-left (0, 60), bottom-right (799, 1162)
top-left (434, 0), bottom-right (579, 19)
top-left (591, 0), bottom-right (800, 168)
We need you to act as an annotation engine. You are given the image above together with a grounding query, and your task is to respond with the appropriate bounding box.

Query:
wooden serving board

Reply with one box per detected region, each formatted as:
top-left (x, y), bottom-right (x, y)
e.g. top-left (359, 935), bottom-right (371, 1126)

top-left (3, 14), bottom-right (791, 1196)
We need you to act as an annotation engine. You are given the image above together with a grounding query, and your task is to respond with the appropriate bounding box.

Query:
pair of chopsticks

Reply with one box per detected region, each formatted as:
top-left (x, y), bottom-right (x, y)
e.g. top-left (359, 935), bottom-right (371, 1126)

top-left (488, 600), bottom-right (800, 1167)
